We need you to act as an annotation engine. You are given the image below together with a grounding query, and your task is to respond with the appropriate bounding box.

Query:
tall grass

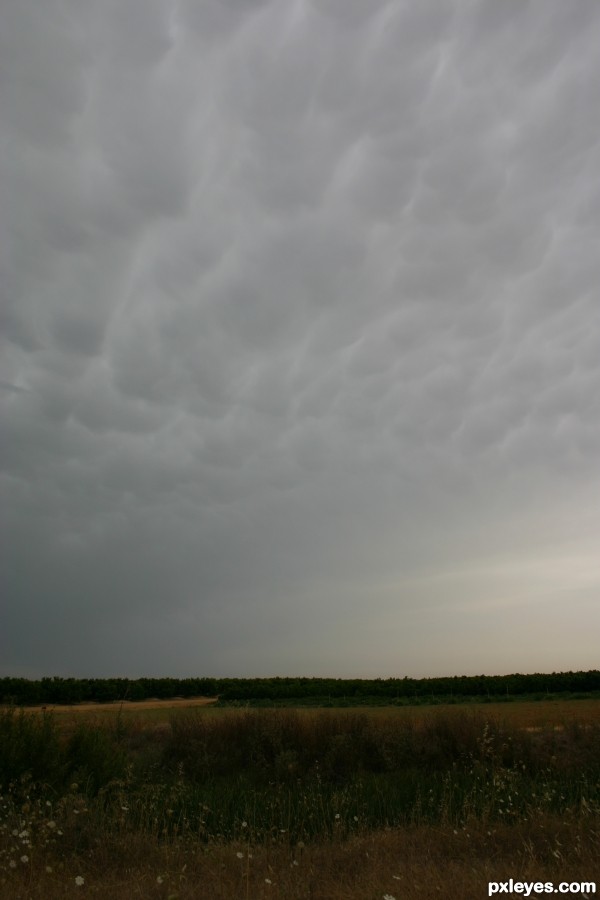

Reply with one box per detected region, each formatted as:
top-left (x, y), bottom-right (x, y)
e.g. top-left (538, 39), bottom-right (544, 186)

top-left (1, 707), bottom-right (599, 896)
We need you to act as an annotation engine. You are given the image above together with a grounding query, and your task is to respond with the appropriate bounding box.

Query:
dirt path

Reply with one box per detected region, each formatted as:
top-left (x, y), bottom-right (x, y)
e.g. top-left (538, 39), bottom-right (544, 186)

top-left (20, 696), bottom-right (218, 714)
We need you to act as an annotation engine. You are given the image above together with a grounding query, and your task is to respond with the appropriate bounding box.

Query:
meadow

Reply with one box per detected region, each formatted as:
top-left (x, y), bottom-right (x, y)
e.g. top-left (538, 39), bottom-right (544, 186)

top-left (1, 700), bottom-right (599, 898)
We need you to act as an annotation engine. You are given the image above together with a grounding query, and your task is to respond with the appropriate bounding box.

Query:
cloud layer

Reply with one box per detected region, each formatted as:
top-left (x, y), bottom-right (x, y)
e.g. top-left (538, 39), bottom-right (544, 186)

top-left (2, 0), bottom-right (600, 677)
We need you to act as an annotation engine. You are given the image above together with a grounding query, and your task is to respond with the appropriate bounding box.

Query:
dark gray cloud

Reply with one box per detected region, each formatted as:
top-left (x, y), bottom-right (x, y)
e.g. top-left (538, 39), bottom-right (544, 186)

top-left (2, 0), bottom-right (600, 678)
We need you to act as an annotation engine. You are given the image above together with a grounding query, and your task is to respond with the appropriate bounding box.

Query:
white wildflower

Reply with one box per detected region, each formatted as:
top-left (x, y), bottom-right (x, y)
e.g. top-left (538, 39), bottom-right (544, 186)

top-left (75, 875), bottom-right (85, 886)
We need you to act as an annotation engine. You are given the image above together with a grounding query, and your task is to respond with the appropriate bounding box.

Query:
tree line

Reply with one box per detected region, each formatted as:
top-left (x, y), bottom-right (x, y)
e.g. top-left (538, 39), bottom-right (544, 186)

top-left (1, 670), bottom-right (600, 707)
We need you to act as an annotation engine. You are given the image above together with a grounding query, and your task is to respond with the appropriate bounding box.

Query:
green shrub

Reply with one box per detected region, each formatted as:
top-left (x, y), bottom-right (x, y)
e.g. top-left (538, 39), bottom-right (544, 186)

top-left (65, 724), bottom-right (128, 793)
top-left (0, 709), bottom-right (64, 789)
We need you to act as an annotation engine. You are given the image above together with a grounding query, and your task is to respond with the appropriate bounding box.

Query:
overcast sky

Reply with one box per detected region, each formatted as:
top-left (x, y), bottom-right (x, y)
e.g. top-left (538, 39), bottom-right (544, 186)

top-left (2, 0), bottom-right (600, 680)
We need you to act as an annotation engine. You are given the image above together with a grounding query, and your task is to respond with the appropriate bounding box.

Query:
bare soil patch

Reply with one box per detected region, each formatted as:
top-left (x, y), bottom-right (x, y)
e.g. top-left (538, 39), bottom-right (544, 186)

top-left (22, 696), bottom-right (218, 715)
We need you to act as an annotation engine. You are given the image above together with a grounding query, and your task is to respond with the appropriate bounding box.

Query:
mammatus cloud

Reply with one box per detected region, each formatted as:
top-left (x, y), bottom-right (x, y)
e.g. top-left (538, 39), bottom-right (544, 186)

top-left (2, 0), bottom-right (600, 678)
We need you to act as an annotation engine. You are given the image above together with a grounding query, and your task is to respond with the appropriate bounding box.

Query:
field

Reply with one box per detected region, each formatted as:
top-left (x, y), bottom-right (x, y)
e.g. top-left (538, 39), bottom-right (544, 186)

top-left (1, 699), bottom-right (599, 899)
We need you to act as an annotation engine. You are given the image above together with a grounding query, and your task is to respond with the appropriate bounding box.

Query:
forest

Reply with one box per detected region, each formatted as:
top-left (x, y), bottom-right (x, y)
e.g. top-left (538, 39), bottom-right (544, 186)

top-left (2, 669), bottom-right (600, 706)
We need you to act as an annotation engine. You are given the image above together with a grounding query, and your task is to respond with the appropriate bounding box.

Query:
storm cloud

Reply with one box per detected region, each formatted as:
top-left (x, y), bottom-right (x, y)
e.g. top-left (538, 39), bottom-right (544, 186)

top-left (2, 0), bottom-right (600, 678)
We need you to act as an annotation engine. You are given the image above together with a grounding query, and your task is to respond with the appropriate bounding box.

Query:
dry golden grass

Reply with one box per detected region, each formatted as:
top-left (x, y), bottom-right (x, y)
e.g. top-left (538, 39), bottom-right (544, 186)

top-left (353, 699), bottom-right (600, 729)
top-left (12, 697), bottom-right (219, 737)
top-left (19, 696), bottom-right (600, 735)
top-left (2, 815), bottom-right (599, 899)
top-left (21, 696), bottom-right (218, 716)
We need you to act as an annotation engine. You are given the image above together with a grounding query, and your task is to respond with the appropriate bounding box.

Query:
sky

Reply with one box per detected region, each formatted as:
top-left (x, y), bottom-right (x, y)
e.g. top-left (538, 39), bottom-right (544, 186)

top-left (2, 0), bottom-right (600, 680)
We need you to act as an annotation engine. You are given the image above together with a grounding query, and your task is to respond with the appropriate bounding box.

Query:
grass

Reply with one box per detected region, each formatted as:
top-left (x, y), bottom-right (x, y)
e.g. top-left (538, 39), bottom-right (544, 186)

top-left (24, 695), bottom-right (600, 725)
top-left (1, 703), bottom-right (599, 898)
